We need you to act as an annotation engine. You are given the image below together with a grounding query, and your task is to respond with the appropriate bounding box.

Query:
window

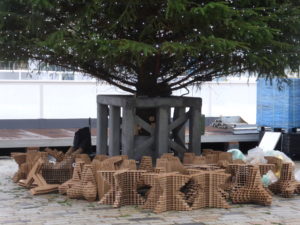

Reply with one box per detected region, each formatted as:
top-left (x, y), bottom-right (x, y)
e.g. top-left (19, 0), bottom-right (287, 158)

top-left (0, 71), bottom-right (19, 80)
top-left (0, 60), bottom-right (95, 81)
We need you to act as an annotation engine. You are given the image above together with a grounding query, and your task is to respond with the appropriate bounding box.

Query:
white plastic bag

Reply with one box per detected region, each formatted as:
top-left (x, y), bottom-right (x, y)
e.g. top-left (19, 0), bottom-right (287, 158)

top-left (295, 170), bottom-right (300, 182)
top-left (246, 147), bottom-right (267, 164)
top-left (263, 150), bottom-right (294, 166)
top-left (47, 155), bottom-right (57, 164)
top-left (227, 149), bottom-right (246, 161)
top-left (261, 170), bottom-right (278, 187)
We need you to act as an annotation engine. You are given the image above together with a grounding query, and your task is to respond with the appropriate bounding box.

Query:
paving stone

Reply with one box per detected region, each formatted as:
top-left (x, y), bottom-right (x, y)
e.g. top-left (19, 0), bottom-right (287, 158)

top-left (175, 223), bottom-right (206, 225)
top-left (129, 217), bottom-right (161, 221)
top-left (0, 220), bottom-right (22, 224)
top-left (223, 211), bottom-right (245, 215)
top-left (1, 159), bottom-right (300, 225)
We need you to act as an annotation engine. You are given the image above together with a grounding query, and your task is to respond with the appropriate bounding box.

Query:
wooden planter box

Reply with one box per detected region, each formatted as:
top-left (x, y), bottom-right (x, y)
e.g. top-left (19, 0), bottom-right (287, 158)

top-left (96, 95), bottom-right (202, 160)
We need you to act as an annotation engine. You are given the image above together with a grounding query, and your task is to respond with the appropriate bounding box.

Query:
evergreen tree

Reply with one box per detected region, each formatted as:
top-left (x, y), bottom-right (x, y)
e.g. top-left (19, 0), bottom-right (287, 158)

top-left (0, 0), bottom-right (300, 96)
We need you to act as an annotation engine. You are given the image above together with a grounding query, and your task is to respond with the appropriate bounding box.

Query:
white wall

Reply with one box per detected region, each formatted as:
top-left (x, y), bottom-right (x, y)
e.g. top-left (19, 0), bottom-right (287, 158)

top-left (0, 80), bottom-right (257, 123)
top-left (0, 82), bottom-right (41, 119)
top-left (176, 82), bottom-right (257, 123)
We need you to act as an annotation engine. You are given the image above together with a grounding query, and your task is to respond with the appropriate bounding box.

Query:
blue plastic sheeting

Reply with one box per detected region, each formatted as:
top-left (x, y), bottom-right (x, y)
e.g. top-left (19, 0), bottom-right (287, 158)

top-left (256, 78), bottom-right (300, 130)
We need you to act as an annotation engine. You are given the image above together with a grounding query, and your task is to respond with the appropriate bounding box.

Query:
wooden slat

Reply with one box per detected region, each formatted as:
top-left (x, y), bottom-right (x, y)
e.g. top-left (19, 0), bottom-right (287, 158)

top-left (135, 115), bottom-right (154, 135)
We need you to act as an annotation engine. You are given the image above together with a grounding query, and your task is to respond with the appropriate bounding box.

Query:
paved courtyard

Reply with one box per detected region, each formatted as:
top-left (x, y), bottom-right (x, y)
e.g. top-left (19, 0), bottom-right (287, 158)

top-left (0, 157), bottom-right (300, 225)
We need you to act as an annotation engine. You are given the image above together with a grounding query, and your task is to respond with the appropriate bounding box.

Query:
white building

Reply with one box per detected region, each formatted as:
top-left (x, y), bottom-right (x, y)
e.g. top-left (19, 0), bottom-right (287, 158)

top-left (0, 61), bottom-right (257, 125)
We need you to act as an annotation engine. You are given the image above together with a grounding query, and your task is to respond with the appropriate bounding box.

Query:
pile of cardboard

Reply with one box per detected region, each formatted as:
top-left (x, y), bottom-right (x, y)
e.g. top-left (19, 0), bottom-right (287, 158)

top-left (10, 148), bottom-right (300, 213)
top-left (12, 147), bottom-right (78, 195)
top-left (231, 165), bottom-right (272, 206)
top-left (59, 159), bottom-right (85, 195)
top-left (65, 163), bottom-right (97, 201)
top-left (153, 173), bottom-right (191, 213)
top-left (269, 163), bottom-right (300, 197)
top-left (139, 156), bottom-right (153, 172)
top-left (18, 156), bottom-right (60, 195)
top-left (183, 150), bottom-right (233, 168)
top-left (95, 154), bottom-right (233, 213)
top-left (113, 170), bottom-right (146, 207)
top-left (41, 156), bottom-right (74, 184)
top-left (187, 171), bottom-right (231, 209)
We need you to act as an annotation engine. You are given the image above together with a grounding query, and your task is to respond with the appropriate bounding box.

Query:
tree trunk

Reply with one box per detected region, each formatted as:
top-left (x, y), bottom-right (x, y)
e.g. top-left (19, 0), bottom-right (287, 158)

top-left (135, 76), bottom-right (172, 135)
top-left (136, 77), bottom-right (172, 97)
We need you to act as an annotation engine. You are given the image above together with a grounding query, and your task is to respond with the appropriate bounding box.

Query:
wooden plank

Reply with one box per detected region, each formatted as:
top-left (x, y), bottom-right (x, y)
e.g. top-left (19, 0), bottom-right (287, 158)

top-left (30, 184), bottom-right (59, 195)
top-left (189, 106), bottom-right (201, 155)
top-left (135, 115), bottom-right (154, 135)
top-left (135, 96), bottom-right (202, 108)
top-left (108, 106), bottom-right (121, 156)
top-left (97, 95), bottom-right (133, 107)
top-left (172, 107), bottom-right (187, 158)
top-left (156, 106), bottom-right (170, 157)
top-left (169, 109), bottom-right (189, 131)
top-left (97, 95), bottom-right (201, 108)
top-left (169, 140), bottom-right (187, 154)
top-left (121, 107), bottom-right (135, 159)
top-left (174, 107), bottom-right (186, 145)
top-left (96, 104), bottom-right (108, 155)
top-left (134, 136), bottom-right (154, 153)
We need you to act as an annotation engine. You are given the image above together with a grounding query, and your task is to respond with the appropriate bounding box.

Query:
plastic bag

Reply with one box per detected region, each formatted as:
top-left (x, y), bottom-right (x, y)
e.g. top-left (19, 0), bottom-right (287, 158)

top-left (227, 149), bottom-right (246, 161)
top-left (261, 170), bottom-right (278, 187)
top-left (246, 147), bottom-right (267, 164)
top-left (263, 150), bottom-right (294, 166)
top-left (295, 170), bottom-right (300, 182)
top-left (47, 155), bottom-right (56, 164)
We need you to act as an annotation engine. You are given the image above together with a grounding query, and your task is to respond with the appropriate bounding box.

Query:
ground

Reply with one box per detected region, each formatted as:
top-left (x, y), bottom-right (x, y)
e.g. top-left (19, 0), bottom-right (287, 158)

top-left (0, 157), bottom-right (300, 225)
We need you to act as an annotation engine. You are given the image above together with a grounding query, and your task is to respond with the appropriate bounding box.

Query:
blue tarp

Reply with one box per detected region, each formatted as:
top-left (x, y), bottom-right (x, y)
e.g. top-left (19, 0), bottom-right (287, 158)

top-left (256, 78), bottom-right (300, 130)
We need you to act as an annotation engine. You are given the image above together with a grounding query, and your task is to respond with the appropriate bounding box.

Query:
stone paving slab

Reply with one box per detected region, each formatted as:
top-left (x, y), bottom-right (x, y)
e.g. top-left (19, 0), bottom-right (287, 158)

top-left (1, 158), bottom-right (300, 225)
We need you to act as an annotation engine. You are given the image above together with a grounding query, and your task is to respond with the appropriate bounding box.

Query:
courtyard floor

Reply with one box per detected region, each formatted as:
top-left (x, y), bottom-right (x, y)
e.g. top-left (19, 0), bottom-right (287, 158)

top-left (0, 157), bottom-right (300, 225)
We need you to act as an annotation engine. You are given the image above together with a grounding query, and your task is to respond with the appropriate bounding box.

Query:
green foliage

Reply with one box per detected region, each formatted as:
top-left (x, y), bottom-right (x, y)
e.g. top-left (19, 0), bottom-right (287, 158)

top-left (0, 0), bottom-right (300, 96)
